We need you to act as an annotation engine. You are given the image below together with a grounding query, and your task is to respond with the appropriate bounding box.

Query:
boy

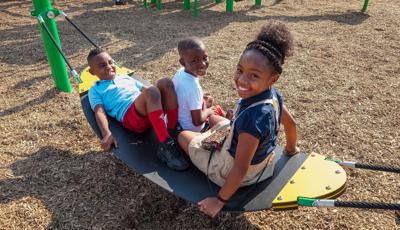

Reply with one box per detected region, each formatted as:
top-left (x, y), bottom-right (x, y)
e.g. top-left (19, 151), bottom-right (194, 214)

top-left (172, 37), bottom-right (220, 132)
top-left (87, 48), bottom-right (188, 171)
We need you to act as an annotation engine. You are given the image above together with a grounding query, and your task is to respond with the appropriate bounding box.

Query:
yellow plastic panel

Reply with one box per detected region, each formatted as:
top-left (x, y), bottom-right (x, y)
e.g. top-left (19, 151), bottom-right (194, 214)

top-left (78, 66), bottom-right (132, 94)
top-left (272, 153), bottom-right (347, 209)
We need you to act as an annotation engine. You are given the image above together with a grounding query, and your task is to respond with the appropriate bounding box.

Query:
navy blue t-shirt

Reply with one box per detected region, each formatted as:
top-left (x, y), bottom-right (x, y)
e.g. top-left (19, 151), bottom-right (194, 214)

top-left (228, 88), bottom-right (283, 165)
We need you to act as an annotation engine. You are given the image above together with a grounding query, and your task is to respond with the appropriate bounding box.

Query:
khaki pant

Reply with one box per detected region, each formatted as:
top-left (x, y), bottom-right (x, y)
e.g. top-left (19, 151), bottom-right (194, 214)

top-left (188, 120), bottom-right (275, 187)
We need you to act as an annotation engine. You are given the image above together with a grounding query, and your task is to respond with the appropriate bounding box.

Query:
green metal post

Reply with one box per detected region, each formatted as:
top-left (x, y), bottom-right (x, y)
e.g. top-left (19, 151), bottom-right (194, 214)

top-left (226, 0), bottom-right (233, 13)
top-left (31, 0), bottom-right (71, 93)
top-left (156, 0), bottom-right (161, 10)
top-left (255, 0), bottom-right (262, 6)
top-left (144, 0), bottom-right (148, 8)
top-left (215, 0), bottom-right (222, 3)
top-left (184, 0), bottom-right (190, 10)
top-left (151, 0), bottom-right (156, 4)
top-left (193, 0), bottom-right (198, 17)
top-left (361, 0), bottom-right (369, 12)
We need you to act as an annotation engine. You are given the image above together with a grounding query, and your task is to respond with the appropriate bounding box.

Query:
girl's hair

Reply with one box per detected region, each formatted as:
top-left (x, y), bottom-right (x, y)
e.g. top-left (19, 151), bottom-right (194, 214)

top-left (244, 21), bottom-right (294, 74)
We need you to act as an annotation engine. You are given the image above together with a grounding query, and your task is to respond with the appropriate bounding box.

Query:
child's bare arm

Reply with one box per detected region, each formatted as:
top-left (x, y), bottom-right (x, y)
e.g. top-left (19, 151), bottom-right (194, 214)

top-left (94, 105), bottom-right (118, 151)
top-left (281, 105), bottom-right (298, 155)
top-left (198, 132), bottom-right (258, 217)
top-left (190, 108), bottom-right (214, 126)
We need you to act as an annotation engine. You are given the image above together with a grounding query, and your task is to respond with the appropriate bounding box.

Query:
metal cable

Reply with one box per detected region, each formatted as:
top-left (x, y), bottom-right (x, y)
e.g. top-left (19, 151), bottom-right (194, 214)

top-left (62, 14), bottom-right (100, 49)
top-left (38, 17), bottom-right (74, 71)
top-left (355, 163), bottom-right (400, 173)
top-left (335, 201), bottom-right (400, 210)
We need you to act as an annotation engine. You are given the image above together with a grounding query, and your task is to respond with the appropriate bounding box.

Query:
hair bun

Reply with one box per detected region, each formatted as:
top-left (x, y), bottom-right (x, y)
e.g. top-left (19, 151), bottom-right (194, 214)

top-left (256, 20), bottom-right (294, 61)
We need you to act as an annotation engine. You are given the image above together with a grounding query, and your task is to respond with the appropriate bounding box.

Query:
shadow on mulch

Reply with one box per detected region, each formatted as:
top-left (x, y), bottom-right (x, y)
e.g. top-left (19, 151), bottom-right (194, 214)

top-left (0, 146), bottom-right (259, 229)
top-left (0, 88), bottom-right (59, 118)
top-left (0, 0), bottom-right (369, 67)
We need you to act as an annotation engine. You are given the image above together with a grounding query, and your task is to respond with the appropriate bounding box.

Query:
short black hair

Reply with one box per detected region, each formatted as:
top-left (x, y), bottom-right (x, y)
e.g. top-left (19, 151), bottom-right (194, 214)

top-left (178, 37), bottom-right (204, 54)
top-left (87, 48), bottom-right (105, 63)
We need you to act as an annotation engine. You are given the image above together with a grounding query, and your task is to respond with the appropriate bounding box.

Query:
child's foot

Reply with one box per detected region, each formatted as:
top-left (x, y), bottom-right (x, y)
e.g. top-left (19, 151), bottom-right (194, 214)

top-left (115, 0), bottom-right (127, 5)
top-left (157, 137), bottom-right (189, 171)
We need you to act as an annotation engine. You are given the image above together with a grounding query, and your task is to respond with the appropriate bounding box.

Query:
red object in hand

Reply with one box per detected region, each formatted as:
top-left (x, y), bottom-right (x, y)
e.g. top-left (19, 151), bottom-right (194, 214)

top-left (214, 105), bottom-right (225, 116)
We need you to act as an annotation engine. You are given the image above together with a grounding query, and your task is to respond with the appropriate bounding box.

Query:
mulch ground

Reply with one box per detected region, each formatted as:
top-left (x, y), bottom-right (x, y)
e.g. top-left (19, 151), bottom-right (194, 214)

top-left (0, 0), bottom-right (399, 229)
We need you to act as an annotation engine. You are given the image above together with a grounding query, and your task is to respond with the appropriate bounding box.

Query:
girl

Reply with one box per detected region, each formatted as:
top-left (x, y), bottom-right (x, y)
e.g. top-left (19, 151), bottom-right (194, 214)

top-left (177, 21), bottom-right (299, 217)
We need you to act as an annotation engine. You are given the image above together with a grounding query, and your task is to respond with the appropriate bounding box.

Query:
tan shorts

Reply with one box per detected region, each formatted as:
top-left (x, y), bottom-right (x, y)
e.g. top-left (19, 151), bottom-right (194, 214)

top-left (188, 122), bottom-right (275, 187)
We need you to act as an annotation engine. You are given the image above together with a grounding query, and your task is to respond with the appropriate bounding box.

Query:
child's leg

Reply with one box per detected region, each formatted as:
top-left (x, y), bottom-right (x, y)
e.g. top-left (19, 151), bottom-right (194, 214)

top-left (156, 77), bottom-right (179, 130)
top-left (177, 130), bottom-right (200, 155)
top-left (135, 85), bottom-right (189, 171)
top-left (208, 115), bottom-right (229, 128)
top-left (134, 86), bottom-right (170, 143)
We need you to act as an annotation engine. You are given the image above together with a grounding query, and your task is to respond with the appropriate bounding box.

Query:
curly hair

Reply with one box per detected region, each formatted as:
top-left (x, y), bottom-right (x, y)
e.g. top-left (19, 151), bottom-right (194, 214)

top-left (244, 21), bottom-right (294, 74)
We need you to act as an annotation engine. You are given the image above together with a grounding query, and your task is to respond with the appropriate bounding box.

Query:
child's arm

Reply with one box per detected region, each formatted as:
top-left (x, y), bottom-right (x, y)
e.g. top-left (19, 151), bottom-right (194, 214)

top-left (281, 105), bottom-right (298, 155)
top-left (94, 105), bottom-right (118, 151)
top-left (198, 132), bottom-right (258, 218)
top-left (190, 107), bottom-right (215, 126)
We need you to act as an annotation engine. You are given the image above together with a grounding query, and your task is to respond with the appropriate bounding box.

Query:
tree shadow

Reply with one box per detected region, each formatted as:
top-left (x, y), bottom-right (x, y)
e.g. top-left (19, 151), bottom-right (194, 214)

top-left (0, 146), bottom-right (259, 229)
top-left (0, 1), bottom-right (369, 67)
top-left (10, 74), bottom-right (49, 90)
top-left (0, 88), bottom-right (59, 117)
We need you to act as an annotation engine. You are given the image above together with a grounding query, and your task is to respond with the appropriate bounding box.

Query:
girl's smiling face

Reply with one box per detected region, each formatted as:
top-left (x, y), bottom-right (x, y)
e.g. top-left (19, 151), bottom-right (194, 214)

top-left (234, 50), bottom-right (279, 99)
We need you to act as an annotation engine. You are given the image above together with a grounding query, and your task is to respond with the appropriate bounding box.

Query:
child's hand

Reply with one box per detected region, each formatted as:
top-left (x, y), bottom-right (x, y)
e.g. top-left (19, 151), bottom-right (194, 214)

top-left (197, 197), bottom-right (225, 218)
top-left (207, 106), bottom-right (218, 116)
top-left (203, 94), bottom-right (214, 108)
top-left (225, 109), bottom-right (234, 120)
top-left (101, 133), bottom-right (118, 151)
top-left (284, 146), bottom-right (300, 156)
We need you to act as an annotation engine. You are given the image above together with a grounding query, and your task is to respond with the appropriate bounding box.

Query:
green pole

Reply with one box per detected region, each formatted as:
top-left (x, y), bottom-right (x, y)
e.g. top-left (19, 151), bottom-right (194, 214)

top-left (184, 0), bottom-right (190, 10)
top-left (361, 0), bottom-right (369, 12)
top-left (255, 0), bottom-right (262, 6)
top-left (156, 0), bottom-right (161, 10)
top-left (226, 0), bottom-right (233, 13)
top-left (144, 0), bottom-right (148, 8)
top-left (31, 0), bottom-right (71, 93)
top-left (193, 0), bottom-right (198, 17)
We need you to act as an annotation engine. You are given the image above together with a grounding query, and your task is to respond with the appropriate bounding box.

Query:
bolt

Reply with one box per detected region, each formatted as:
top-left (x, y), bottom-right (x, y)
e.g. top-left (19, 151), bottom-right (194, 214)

top-left (277, 196), bottom-right (283, 201)
top-left (335, 170), bottom-right (341, 174)
top-left (47, 11), bottom-right (55, 19)
top-left (311, 154), bottom-right (315, 157)
top-left (301, 166), bottom-right (306, 170)
top-left (290, 180), bottom-right (295, 184)
top-left (326, 186), bottom-right (331, 190)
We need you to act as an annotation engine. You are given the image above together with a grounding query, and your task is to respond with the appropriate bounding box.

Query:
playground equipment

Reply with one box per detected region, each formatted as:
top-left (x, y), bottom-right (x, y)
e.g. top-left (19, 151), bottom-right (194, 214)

top-left (32, 1), bottom-right (399, 214)
top-left (78, 68), bottom-right (400, 212)
top-left (144, 0), bottom-right (371, 17)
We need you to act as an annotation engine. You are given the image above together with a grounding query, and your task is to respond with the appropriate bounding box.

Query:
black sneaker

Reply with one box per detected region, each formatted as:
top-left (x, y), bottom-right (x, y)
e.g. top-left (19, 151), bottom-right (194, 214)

top-left (168, 123), bottom-right (183, 139)
top-left (157, 137), bottom-right (189, 171)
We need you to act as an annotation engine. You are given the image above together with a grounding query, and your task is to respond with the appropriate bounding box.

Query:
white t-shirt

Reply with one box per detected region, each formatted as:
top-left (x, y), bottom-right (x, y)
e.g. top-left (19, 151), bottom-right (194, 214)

top-left (172, 68), bottom-right (205, 132)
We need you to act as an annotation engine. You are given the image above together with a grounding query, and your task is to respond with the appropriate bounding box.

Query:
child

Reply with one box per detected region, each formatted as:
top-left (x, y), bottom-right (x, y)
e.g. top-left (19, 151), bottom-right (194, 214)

top-left (172, 37), bottom-right (221, 133)
top-left (177, 21), bottom-right (299, 217)
top-left (87, 48), bottom-right (188, 171)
